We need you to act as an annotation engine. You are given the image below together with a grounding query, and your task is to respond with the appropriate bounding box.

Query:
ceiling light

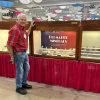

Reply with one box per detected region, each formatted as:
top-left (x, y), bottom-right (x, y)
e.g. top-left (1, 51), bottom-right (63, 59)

top-left (96, 13), bottom-right (99, 15)
top-left (16, 8), bottom-right (23, 11)
top-left (86, 18), bottom-right (91, 20)
top-left (24, 9), bottom-right (29, 12)
top-left (60, 6), bottom-right (66, 9)
top-left (2, 16), bottom-right (11, 19)
top-left (89, 9), bottom-right (95, 12)
top-left (33, 0), bottom-right (42, 3)
top-left (90, 12), bottom-right (96, 14)
top-left (19, 0), bottom-right (32, 4)
top-left (40, 7), bottom-right (43, 9)
top-left (59, 19), bottom-right (63, 21)
top-left (60, 16), bottom-right (63, 18)
top-left (77, 12), bottom-right (82, 14)
top-left (95, 18), bottom-right (99, 19)
top-left (67, 14), bottom-right (71, 16)
top-left (55, 10), bottom-right (62, 13)
top-left (66, 6), bottom-right (69, 8)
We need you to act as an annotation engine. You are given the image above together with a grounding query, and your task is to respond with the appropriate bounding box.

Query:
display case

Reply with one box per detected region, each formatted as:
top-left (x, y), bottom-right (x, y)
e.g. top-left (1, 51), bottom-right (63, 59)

top-left (0, 29), bottom-right (9, 52)
top-left (79, 20), bottom-right (100, 62)
top-left (0, 21), bottom-right (31, 54)
top-left (32, 21), bottom-right (80, 59)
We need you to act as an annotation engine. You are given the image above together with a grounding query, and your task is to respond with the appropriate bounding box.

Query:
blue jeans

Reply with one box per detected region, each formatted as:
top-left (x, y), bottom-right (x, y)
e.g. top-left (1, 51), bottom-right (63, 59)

top-left (14, 52), bottom-right (30, 89)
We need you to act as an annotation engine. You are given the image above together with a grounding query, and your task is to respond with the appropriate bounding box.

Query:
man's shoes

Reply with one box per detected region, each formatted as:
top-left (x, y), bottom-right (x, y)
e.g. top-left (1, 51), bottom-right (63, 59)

top-left (16, 88), bottom-right (27, 95)
top-left (22, 84), bottom-right (32, 89)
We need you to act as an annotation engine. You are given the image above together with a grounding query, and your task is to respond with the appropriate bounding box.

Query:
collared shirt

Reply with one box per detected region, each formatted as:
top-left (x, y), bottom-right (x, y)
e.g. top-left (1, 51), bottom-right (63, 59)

top-left (7, 23), bottom-right (28, 52)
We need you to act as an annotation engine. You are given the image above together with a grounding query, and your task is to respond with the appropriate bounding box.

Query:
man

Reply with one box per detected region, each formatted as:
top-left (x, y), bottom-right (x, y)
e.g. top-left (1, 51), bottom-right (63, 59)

top-left (7, 14), bottom-right (35, 95)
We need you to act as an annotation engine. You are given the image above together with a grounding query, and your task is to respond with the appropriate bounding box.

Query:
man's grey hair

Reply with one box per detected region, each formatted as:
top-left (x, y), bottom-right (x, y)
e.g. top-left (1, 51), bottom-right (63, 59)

top-left (17, 13), bottom-right (27, 19)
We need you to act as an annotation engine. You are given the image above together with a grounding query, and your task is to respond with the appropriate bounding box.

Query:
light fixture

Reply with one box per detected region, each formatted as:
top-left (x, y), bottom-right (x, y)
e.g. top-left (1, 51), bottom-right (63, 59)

top-left (60, 6), bottom-right (66, 9)
top-left (55, 10), bottom-right (62, 13)
top-left (23, 9), bottom-right (29, 12)
top-left (45, 13), bottom-right (57, 18)
top-left (95, 18), bottom-right (99, 19)
top-left (19, 0), bottom-right (32, 4)
top-left (59, 18), bottom-right (63, 21)
top-left (96, 13), bottom-right (99, 15)
top-left (77, 12), bottom-right (82, 14)
top-left (33, 0), bottom-right (42, 3)
top-left (2, 16), bottom-right (11, 19)
top-left (40, 7), bottom-right (43, 9)
top-left (41, 16), bottom-right (47, 20)
top-left (67, 14), bottom-right (71, 17)
top-left (16, 8), bottom-right (24, 11)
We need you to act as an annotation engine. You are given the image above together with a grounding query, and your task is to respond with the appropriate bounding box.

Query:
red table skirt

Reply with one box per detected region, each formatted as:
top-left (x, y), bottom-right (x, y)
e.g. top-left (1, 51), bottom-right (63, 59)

top-left (0, 54), bottom-right (100, 93)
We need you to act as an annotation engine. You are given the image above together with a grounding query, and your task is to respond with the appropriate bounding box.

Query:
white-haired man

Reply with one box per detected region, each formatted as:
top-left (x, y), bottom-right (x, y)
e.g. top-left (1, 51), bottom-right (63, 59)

top-left (7, 14), bottom-right (35, 95)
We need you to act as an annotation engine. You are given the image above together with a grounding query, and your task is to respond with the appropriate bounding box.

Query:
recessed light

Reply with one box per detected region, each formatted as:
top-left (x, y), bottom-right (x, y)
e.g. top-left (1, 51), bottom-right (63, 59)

top-left (60, 6), bottom-right (66, 9)
top-left (59, 18), bottom-right (63, 21)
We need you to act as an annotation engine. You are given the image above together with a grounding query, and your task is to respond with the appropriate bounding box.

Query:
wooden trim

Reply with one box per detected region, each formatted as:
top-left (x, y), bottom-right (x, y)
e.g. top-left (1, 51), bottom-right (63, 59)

top-left (78, 23), bottom-right (83, 61)
top-left (29, 27), bottom-right (34, 55)
top-left (0, 21), bottom-right (30, 30)
top-left (33, 54), bottom-right (76, 60)
top-left (33, 21), bottom-right (79, 31)
top-left (78, 58), bottom-right (100, 63)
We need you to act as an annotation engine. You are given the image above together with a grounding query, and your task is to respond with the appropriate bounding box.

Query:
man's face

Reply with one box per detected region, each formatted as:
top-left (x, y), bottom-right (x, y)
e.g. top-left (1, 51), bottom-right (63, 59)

top-left (17, 15), bottom-right (27, 27)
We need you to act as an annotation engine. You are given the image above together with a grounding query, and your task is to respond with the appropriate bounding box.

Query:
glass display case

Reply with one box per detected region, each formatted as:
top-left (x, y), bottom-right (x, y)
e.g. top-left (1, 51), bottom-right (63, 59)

top-left (0, 29), bottom-right (30, 54)
top-left (0, 30), bottom-right (8, 52)
top-left (81, 31), bottom-right (100, 60)
top-left (33, 30), bottom-right (77, 58)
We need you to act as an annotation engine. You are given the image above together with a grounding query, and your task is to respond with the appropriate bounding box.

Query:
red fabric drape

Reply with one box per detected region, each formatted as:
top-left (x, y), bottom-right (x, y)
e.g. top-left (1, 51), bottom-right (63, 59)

top-left (68, 61), bottom-right (79, 89)
top-left (77, 62), bottom-right (100, 93)
top-left (1, 54), bottom-right (100, 93)
top-left (0, 54), bottom-right (15, 78)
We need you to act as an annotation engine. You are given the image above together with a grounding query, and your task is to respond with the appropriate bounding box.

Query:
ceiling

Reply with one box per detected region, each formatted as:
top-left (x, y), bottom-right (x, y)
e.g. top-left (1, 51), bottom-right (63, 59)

top-left (1, 0), bottom-right (100, 21)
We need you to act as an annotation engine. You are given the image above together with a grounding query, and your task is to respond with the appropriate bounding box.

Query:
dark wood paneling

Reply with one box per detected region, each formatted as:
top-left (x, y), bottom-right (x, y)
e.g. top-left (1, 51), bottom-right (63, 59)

top-left (0, 21), bottom-right (30, 30)
top-left (82, 20), bottom-right (98, 31)
top-left (33, 21), bottom-right (79, 31)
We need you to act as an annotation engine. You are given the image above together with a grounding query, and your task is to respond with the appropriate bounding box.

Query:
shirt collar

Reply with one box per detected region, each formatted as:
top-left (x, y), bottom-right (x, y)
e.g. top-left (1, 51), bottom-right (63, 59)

top-left (16, 23), bottom-right (25, 30)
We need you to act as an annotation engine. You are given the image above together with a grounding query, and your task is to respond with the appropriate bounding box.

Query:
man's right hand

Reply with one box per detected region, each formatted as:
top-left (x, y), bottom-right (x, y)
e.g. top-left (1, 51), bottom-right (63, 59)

top-left (11, 56), bottom-right (14, 64)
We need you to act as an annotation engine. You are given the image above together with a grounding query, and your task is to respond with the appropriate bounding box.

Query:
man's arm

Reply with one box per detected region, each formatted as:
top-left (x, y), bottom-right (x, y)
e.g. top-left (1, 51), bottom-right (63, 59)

top-left (27, 21), bottom-right (35, 36)
top-left (7, 29), bottom-right (19, 63)
top-left (7, 45), bottom-right (13, 57)
top-left (7, 45), bottom-right (14, 63)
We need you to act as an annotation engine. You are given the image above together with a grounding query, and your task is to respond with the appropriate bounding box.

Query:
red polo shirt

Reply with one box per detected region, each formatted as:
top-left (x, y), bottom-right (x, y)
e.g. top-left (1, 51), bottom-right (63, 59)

top-left (7, 23), bottom-right (28, 52)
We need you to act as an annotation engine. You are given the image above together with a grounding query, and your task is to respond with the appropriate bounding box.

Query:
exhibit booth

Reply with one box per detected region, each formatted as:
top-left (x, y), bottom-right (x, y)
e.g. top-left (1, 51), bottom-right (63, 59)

top-left (0, 20), bottom-right (100, 93)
